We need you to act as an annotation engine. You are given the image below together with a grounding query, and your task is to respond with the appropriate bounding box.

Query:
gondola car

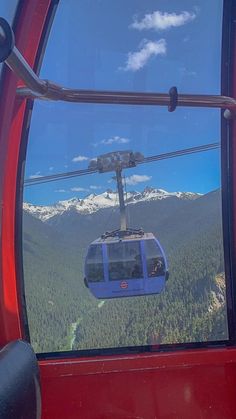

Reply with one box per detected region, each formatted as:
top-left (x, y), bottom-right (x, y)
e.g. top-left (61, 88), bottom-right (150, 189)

top-left (84, 150), bottom-right (169, 299)
top-left (85, 232), bottom-right (168, 299)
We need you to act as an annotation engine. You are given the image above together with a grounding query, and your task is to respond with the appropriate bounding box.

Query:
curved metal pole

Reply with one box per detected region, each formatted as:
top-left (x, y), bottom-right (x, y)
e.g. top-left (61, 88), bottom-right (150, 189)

top-left (7, 47), bottom-right (47, 95)
top-left (15, 87), bottom-right (236, 110)
top-left (1, 18), bottom-right (236, 111)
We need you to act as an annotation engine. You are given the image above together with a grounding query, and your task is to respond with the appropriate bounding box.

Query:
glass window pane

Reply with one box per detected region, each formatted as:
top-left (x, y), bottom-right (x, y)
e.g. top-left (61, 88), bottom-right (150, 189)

top-left (108, 241), bottom-right (143, 280)
top-left (86, 245), bottom-right (104, 282)
top-left (40, 0), bottom-right (223, 94)
top-left (22, 0), bottom-right (228, 354)
top-left (145, 239), bottom-right (165, 277)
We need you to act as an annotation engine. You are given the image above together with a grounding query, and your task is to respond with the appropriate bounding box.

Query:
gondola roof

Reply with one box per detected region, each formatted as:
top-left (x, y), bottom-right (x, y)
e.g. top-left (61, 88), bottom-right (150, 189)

top-left (91, 232), bottom-right (156, 244)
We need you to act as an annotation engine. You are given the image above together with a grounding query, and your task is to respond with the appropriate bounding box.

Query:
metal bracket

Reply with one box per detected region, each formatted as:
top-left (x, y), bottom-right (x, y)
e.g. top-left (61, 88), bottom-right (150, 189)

top-left (101, 228), bottom-right (144, 240)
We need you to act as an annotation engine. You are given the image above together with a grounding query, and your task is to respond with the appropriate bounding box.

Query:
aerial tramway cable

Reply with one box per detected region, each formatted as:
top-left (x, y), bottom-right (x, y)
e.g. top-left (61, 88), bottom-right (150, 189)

top-left (23, 140), bottom-right (220, 299)
top-left (24, 142), bottom-right (219, 187)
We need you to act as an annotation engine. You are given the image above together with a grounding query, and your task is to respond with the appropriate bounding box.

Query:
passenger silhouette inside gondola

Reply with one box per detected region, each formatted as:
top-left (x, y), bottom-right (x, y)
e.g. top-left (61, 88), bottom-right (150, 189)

top-left (150, 258), bottom-right (164, 277)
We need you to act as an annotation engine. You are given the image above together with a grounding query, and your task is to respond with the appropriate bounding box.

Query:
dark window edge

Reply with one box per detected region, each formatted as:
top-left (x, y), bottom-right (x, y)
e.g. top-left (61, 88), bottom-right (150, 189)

top-left (37, 339), bottom-right (231, 362)
top-left (221, 0), bottom-right (236, 343)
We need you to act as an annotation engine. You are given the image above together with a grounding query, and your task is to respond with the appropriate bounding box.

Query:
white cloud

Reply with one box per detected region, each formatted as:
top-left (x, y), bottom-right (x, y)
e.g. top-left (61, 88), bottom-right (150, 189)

top-left (49, 166), bottom-right (54, 171)
top-left (72, 155), bottom-right (89, 162)
top-left (55, 189), bottom-right (66, 193)
top-left (90, 185), bottom-right (102, 190)
top-left (71, 187), bottom-right (89, 192)
top-left (29, 171), bottom-right (42, 179)
top-left (131, 10), bottom-right (196, 31)
top-left (123, 39), bottom-right (166, 72)
top-left (180, 66), bottom-right (197, 77)
top-left (101, 135), bottom-right (130, 145)
top-left (125, 174), bottom-right (152, 185)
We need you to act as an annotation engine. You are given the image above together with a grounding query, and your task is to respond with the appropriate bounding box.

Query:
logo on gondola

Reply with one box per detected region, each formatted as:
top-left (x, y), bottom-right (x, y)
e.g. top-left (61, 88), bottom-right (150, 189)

top-left (120, 281), bottom-right (128, 289)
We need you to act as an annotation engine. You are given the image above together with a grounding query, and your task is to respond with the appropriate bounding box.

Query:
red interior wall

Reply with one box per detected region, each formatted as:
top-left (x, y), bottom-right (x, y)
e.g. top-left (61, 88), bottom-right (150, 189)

top-left (0, 1), bottom-right (236, 418)
top-left (40, 347), bottom-right (236, 418)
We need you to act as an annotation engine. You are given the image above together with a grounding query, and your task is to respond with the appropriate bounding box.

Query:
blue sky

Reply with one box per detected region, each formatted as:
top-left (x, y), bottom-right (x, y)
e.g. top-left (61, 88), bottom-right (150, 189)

top-left (23, 0), bottom-right (223, 205)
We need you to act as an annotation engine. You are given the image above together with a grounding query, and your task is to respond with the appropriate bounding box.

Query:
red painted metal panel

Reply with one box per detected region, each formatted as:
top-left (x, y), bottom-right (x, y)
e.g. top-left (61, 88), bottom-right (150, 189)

top-left (40, 348), bottom-right (236, 418)
top-left (0, 0), bottom-right (51, 344)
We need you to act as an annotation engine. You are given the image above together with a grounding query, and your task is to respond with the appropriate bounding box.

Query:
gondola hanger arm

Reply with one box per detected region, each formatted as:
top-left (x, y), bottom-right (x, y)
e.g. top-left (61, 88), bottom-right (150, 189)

top-left (0, 17), bottom-right (236, 115)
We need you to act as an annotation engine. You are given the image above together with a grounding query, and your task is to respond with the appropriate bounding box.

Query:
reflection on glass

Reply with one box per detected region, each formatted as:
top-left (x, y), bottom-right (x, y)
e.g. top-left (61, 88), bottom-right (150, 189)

top-left (108, 241), bottom-right (143, 280)
top-left (86, 245), bottom-right (104, 283)
top-left (145, 240), bottom-right (165, 277)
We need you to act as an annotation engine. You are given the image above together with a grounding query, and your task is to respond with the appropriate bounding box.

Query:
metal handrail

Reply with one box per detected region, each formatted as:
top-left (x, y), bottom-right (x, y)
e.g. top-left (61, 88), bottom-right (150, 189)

top-left (1, 17), bottom-right (236, 111)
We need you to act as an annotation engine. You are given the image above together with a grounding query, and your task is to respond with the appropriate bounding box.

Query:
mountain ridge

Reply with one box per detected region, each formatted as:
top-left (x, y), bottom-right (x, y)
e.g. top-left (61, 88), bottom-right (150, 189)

top-left (23, 187), bottom-right (201, 221)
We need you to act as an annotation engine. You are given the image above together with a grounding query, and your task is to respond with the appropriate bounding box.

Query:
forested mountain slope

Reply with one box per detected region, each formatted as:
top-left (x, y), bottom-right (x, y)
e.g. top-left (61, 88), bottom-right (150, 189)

top-left (22, 189), bottom-right (228, 353)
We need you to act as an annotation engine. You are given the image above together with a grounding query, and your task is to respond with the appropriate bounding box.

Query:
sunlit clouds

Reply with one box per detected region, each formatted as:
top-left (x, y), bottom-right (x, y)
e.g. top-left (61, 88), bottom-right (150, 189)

top-left (71, 187), bottom-right (89, 192)
top-left (125, 174), bottom-right (152, 185)
top-left (122, 8), bottom-right (197, 72)
top-left (72, 155), bottom-right (89, 162)
top-left (54, 185), bottom-right (103, 194)
top-left (109, 173), bottom-right (153, 186)
top-left (123, 39), bottom-right (166, 72)
top-left (180, 66), bottom-right (197, 77)
top-left (90, 185), bottom-right (102, 190)
top-left (131, 10), bottom-right (196, 31)
top-left (29, 171), bottom-right (43, 179)
top-left (94, 135), bottom-right (130, 147)
top-left (102, 135), bottom-right (130, 145)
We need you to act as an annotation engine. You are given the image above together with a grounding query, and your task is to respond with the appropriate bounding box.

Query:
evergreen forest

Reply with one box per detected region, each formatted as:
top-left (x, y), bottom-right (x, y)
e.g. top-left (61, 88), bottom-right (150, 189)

top-left (22, 189), bottom-right (228, 353)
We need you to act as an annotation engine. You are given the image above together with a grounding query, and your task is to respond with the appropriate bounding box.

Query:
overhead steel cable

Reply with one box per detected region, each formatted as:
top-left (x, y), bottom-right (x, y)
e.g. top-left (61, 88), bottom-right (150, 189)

top-left (141, 142), bottom-right (219, 165)
top-left (24, 168), bottom-right (97, 186)
top-left (24, 142), bottom-right (220, 187)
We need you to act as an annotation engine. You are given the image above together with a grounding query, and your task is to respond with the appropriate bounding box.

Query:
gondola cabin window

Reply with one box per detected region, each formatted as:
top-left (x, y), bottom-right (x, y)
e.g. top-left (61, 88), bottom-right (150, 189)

top-left (108, 241), bottom-right (143, 281)
top-left (145, 239), bottom-right (166, 278)
top-left (86, 245), bottom-right (104, 283)
top-left (21, 0), bottom-right (228, 354)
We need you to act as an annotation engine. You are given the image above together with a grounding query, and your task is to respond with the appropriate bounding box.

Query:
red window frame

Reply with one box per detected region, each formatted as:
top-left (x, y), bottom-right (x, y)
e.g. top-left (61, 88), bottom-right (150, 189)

top-left (0, 0), bottom-right (236, 350)
top-left (1, 2), bottom-right (236, 417)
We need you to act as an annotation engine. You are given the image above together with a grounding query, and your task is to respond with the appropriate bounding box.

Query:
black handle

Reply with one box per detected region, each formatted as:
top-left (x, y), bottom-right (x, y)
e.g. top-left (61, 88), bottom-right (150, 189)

top-left (0, 18), bottom-right (15, 63)
top-left (168, 86), bottom-right (178, 112)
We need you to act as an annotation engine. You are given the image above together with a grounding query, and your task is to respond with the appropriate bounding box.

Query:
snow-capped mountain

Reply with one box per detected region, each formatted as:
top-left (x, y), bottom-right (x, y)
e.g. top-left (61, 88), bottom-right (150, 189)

top-left (23, 187), bottom-right (201, 222)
